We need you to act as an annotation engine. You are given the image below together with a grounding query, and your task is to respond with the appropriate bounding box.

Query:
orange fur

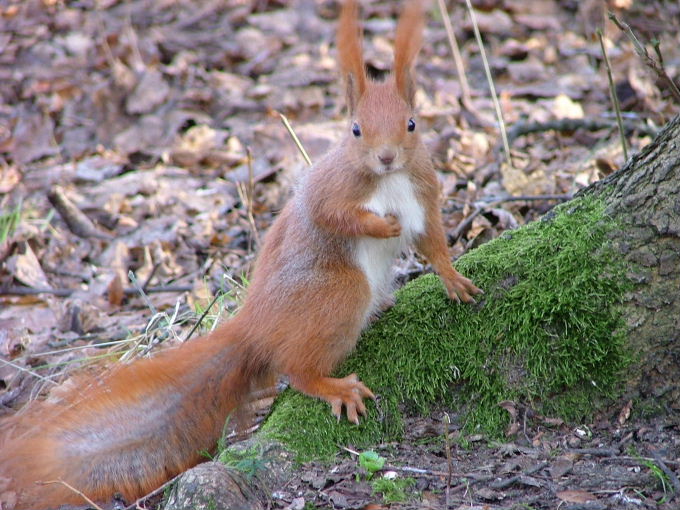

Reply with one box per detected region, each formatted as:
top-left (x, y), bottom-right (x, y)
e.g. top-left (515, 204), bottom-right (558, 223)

top-left (0, 2), bottom-right (481, 508)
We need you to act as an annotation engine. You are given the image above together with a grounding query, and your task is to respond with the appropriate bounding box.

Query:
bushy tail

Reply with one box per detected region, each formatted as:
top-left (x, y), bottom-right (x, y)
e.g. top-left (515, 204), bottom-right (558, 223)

top-left (0, 318), bottom-right (262, 510)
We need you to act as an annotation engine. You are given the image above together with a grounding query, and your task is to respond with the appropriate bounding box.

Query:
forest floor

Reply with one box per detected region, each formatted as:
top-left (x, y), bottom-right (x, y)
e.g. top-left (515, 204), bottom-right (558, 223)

top-left (270, 414), bottom-right (680, 509)
top-left (1, 0), bottom-right (679, 508)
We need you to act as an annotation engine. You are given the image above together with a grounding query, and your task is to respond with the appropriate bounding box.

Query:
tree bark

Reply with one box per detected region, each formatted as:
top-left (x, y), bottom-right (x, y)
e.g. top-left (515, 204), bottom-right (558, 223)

top-left (585, 113), bottom-right (680, 409)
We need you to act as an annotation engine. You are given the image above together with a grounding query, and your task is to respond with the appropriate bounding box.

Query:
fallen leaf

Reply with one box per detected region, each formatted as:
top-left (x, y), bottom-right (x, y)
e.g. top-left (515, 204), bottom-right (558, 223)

top-left (618, 399), bottom-right (633, 426)
top-left (550, 456), bottom-right (574, 479)
top-left (0, 165), bottom-right (21, 193)
top-left (125, 69), bottom-right (170, 115)
top-left (557, 490), bottom-right (596, 503)
top-left (5, 243), bottom-right (51, 289)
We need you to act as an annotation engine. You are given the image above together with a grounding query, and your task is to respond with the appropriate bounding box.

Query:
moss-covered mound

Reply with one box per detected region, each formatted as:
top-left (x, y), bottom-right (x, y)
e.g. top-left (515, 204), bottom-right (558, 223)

top-left (260, 197), bottom-right (632, 459)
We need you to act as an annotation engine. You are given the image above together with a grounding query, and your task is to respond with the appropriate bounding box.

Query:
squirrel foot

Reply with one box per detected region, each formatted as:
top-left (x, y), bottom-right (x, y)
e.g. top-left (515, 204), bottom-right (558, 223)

top-left (290, 373), bottom-right (375, 424)
top-left (444, 273), bottom-right (484, 303)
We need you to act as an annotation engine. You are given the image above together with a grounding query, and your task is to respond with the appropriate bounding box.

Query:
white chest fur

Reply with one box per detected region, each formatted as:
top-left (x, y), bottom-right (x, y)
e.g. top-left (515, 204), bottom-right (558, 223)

top-left (354, 172), bottom-right (426, 318)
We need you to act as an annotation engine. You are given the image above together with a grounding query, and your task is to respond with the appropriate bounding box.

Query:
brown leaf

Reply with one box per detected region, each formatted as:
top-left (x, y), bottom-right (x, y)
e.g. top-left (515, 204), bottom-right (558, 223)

top-left (0, 166), bottom-right (21, 194)
top-left (556, 490), bottom-right (596, 503)
top-left (5, 243), bottom-right (50, 289)
top-left (10, 108), bottom-right (59, 164)
top-left (550, 456), bottom-right (574, 479)
top-left (125, 69), bottom-right (170, 115)
top-left (107, 273), bottom-right (124, 307)
top-left (618, 399), bottom-right (633, 426)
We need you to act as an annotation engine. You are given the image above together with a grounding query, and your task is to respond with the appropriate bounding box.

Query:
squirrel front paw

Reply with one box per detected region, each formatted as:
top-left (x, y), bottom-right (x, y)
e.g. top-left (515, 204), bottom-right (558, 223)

top-left (366, 213), bottom-right (401, 238)
top-left (290, 373), bottom-right (376, 424)
top-left (444, 273), bottom-right (483, 303)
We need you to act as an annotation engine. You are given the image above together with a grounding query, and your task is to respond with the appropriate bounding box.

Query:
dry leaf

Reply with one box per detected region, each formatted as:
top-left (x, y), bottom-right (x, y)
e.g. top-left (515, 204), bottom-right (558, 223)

top-left (126, 69), bottom-right (170, 115)
top-left (556, 490), bottom-right (596, 503)
top-left (5, 243), bottom-right (50, 289)
top-left (618, 399), bottom-right (633, 426)
top-left (550, 456), bottom-right (574, 479)
top-left (0, 166), bottom-right (21, 193)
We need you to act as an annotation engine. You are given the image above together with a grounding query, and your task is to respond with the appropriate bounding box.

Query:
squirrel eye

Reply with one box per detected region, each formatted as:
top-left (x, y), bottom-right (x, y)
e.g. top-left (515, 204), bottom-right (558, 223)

top-left (351, 122), bottom-right (361, 137)
top-left (407, 118), bottom-right (416, 132)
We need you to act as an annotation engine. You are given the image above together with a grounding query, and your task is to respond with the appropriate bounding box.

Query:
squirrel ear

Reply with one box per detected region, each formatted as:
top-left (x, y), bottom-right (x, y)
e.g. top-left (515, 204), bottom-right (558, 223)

top-left (345, 73), bottom-right (362, 115)
top-left (338, 0), bottom-right (367, 114)
top-left (393, 0), bottom-right (424, 107)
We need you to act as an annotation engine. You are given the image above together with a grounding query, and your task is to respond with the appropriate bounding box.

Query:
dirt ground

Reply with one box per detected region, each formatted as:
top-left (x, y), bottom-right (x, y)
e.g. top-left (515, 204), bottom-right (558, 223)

top-left (1, 0), bottom-right (680, 509)
top-left (264, 413), bottom-right (680, 509)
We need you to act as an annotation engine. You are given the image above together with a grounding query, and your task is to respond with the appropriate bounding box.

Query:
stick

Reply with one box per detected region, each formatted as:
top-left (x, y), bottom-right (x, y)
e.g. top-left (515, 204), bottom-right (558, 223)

top-left (436, 0), bottom-right (472, 107)
top-left (463, 0), bottom-right (513, 168)
top-left (0, 284), bottom-right (193, 297)
top-left (597, 29), bottom-right (628, 160)
top-left (38, 480), bottom-right (104, 510)
top-left (609, 12), bottom-right (680, 103)
top-left (123, 472), bottom-right (185, 510)
top-left (47, 186), bottom-right (113, 240)
top-left (184, 291), bottom-right (222, 342)
top-left (649, 448), bottom-right (680, 500)
top-left (443, 412), bottom-right (453, 507)
top-left (507, 118), bottom-right (657, 145)
top-left (279, 112), bottom-right (312, 167)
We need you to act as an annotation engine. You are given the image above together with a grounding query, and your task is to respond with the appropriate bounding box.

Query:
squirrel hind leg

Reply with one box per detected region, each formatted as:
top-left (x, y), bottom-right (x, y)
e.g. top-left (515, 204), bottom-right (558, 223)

top-left (289, 373), bottom-right (375, 425)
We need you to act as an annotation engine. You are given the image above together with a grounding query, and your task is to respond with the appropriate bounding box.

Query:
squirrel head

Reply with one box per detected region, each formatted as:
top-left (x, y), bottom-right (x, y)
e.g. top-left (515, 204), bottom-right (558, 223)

top-left (337, 0), bottom-right (425, 176)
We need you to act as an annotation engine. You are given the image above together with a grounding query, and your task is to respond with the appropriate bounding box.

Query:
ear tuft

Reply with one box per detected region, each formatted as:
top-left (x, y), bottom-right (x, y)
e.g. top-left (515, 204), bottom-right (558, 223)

top-left (393, 0), bottom-right (424, 107)
top-left (337, 0), bottom-right (367, 114)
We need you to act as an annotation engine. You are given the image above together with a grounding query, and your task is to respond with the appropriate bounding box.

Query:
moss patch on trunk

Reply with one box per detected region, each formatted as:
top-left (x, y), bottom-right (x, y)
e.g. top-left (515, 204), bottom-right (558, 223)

top-left (260, 197), bottom-right (632, 460)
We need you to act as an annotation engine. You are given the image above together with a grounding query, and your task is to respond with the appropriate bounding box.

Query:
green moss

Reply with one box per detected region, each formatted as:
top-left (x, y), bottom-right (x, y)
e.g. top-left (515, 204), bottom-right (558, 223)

top-left (261, 197), bottom-right (632, 459)
top-left (217, 444), bottom-right (269, 478)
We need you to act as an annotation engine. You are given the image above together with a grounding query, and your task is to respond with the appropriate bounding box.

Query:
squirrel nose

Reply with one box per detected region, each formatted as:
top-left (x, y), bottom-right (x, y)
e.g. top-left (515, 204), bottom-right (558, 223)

top-left (378, 152), bottom-right (395, 165)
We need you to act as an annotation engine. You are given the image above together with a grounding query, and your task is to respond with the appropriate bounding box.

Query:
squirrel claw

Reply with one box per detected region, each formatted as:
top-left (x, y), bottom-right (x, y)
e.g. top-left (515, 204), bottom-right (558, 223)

top-left (445, 274), bottom-right (483, 303)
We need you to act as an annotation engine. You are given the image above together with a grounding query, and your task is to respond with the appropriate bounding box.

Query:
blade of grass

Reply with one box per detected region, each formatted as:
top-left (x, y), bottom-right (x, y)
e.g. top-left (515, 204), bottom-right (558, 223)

top-left (463, 0), bottom-right (513, 168)
top-left (436, 0), bottom-right (472, 107)
top-left (279, 112), bottom-right (312, 167)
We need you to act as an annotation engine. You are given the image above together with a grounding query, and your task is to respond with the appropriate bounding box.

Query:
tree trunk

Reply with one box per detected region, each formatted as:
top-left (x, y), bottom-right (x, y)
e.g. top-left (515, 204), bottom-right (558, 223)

top-left (586, 113), bottom-right (680, 409)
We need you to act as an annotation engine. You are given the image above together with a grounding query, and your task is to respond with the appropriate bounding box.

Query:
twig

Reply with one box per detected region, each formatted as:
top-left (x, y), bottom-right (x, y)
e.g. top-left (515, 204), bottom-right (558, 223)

top-left (489, 461), bottom-right (548, 490)
top-left (566, 447), bottom-right (619, 457)
top-left (608, 12), bottom-right (680, 103)
top-left (279, 112), bottom-right (312, 167)
top-left (38, 480), bottom-right (104, 510)
top-left (443, 412), bottom-right (453, 507)
top-left (649, 448), bottom-right (680, 500)
top-left (507, 118), bottom-right (657, 145)
top-left (0, 284), bottom-right (193, 297)
top-left (123, 285), bottom-right (193, 295)
top-left (47, 186), bottom-right (113, 240)
top-left (449, 205), bottom-right (483, 243)
top-left (141, 261), bottom-right (162, 291)
top-left (384, 464), bottom-right (450, 477)
top-left (129, 270), bottom-right (157, 316)
top-left (448, 193), bottom-right (571, 243)
top-left (463, 0), bottom-right (513, 168)
top-left (184, 291), bottom-right (222, 342)
top-left (0, 357), bottom-right (57, 385)
top-left (123, 472), bottom-right (185, 510)
top-left (436, 0), bottom-right (472, 107)
top-left (481, 193), bottom-right (573, 204)
top-left (238, 146), bottom-right (261, 250)
top-left (601, 455), bottom-right (680, 466)
top-left (340, 446), bottom-right (476, 479)
top-left (597, 29), bottom-right (628, 160)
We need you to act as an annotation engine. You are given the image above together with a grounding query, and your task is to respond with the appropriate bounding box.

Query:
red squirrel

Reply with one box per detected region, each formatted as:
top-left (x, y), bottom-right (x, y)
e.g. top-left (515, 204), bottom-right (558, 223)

top-left (0, 1), bottom-right (481, 508)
